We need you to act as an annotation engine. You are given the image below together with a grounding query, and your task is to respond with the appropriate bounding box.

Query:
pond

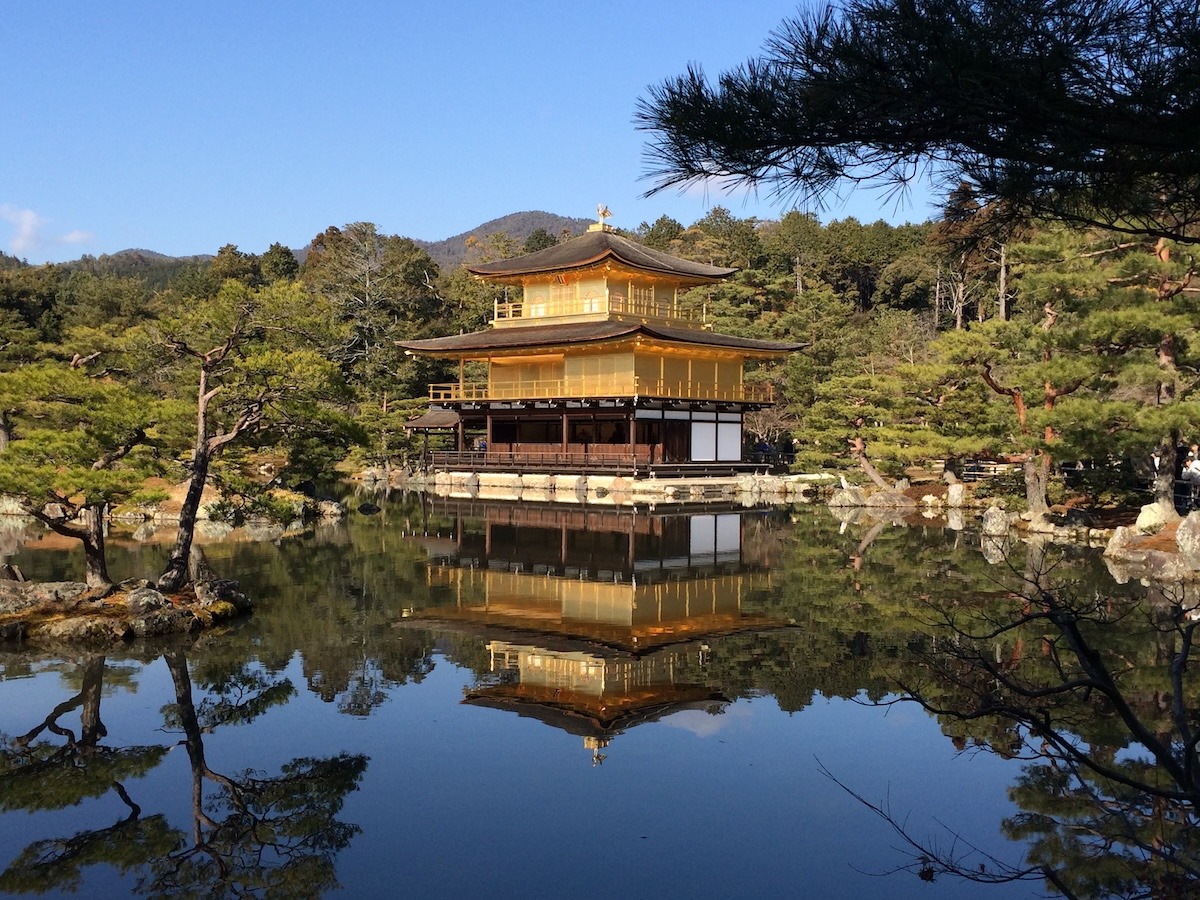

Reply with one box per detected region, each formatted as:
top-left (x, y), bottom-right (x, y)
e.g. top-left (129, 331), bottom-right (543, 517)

top-left (0, 496), bottom-right (1192, 898)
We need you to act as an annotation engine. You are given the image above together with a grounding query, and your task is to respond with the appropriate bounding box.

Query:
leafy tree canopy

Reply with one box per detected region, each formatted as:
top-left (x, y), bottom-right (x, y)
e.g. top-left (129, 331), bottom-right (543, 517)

top-left (261, 241), bottom-right (300, 283)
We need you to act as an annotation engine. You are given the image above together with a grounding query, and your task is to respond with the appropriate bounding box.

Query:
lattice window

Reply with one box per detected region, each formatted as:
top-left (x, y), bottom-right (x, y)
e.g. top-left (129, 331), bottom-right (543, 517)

top-left (550, 282), bottom-right (573, 308)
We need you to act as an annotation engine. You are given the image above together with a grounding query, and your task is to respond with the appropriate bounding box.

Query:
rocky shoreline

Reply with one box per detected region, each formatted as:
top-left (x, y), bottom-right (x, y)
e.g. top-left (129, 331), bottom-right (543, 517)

top-left (0, 577), bottom-right (252, 646)
top-left (830, 479), bottom-right (1200, 585)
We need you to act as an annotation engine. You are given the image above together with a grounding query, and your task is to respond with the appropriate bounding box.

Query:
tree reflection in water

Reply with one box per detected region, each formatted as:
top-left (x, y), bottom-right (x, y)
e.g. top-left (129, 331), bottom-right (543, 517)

top-left (0, 654), bottom-right (174, 894)
top-left (0, 652), bottom-right (368, 898)
top-left (871, 539), bottom-right (1200, 898)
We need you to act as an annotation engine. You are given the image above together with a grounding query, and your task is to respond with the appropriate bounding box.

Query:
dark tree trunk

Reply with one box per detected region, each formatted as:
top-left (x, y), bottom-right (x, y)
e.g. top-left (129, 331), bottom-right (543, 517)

top-left (158, 446), bottom-right (211, 592)
top-left (25, 503), bottom-right (111, 588)
top-left (80, 505), bottom-right (112, 588)
top-left (849, 436), bottom-right (893, 490)
top-left (1153, 437), bottom-right (1181, 514)
top-left (188, 545), bottom-right (216, 583)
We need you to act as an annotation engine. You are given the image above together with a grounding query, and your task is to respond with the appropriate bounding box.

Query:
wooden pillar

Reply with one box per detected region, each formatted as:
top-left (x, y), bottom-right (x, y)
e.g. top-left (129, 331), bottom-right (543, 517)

top-left (627, 407), bottom-right (636, 473)
top-left (688, 404), bottom-right (694, 463)
top-left (561, 408), bottom-right (568, 451)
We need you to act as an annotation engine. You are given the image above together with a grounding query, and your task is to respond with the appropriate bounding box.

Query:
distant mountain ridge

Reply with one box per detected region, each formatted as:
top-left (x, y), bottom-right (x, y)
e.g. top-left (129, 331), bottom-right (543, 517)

top-left (107, 248), bottom-right (175, 261)
top-left (414, 211), bottom-right (594, 269)
top-left (17, 211), bottom-right (596, 274)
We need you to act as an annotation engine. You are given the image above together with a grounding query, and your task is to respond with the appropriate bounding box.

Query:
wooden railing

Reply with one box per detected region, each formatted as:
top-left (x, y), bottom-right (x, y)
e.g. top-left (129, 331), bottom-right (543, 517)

top-left (428, 376), bottom-right (773, 404)
top-left (430, 446), bottom-right (652, 474)
top-left (427, 446), bottom-right (766, 477)
top-left (493, 293), bottom-right (702, 325)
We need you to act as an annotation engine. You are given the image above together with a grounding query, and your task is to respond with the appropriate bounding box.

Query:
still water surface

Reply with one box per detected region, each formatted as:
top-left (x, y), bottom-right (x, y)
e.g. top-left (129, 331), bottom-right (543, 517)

top-left (0, 498), bottom-right (1139, 898)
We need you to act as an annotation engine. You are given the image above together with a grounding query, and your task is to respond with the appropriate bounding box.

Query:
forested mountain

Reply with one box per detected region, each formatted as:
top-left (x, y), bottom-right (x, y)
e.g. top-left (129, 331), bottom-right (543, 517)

top-left (61, 249), bottom-right (215, 291)
top-left (414, 210), bottom-right (593, 269)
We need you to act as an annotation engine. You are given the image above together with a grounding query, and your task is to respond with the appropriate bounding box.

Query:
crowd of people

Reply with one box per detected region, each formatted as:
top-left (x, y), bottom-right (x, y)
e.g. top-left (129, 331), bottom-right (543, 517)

top-left (1151, 442), bottom-right (1200, 511)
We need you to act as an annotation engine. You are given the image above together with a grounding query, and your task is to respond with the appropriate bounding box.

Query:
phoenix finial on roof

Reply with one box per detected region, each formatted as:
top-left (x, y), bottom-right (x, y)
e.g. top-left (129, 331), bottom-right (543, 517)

top-left (597, 204), bottom-right (612, 225)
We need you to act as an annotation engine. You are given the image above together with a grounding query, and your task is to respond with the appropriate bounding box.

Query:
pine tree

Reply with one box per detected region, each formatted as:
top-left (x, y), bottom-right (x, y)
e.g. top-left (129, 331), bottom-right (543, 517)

top-left (0, 361), bottom-right (163, 586)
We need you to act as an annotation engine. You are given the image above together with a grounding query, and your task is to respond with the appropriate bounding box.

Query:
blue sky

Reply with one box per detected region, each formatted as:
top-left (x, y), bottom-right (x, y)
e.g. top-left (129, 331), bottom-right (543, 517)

top-left (3, 2), bottom-right (938, 265)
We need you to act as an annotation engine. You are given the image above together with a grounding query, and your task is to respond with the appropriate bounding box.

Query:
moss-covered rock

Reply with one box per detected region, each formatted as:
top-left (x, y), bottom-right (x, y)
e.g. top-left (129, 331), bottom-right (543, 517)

top-left (0, 578), bottom-right (252, 648)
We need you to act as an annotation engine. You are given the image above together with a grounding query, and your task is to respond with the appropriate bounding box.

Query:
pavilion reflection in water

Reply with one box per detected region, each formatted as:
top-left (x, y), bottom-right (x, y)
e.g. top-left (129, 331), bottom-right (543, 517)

top-left (404, 502), bottom-right (790, 762)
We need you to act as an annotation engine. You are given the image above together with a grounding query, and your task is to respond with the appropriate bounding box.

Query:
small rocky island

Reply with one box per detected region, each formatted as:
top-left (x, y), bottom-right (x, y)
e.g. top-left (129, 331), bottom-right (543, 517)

top-left (0, 577), bottom-right (252, 645)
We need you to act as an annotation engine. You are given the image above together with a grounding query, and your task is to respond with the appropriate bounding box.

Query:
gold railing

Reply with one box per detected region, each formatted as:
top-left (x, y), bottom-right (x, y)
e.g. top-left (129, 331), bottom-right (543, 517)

top-left (428, 376), bottom-right (773, 403)
top-left (611, 293), bottom-right (698, 322)
top-left (493, 294), bottom-right (702, 325)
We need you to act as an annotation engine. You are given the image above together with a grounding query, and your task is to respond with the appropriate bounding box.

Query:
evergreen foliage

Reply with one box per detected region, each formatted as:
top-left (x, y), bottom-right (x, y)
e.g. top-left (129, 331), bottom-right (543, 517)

top-left (637, 0), bottom-right (1200, 244)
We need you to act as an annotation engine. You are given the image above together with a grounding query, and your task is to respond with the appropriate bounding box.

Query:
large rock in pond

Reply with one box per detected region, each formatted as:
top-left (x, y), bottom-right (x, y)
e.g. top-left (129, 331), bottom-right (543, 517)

top-left (126, 587), bottom-right (171, 615)
top-left (194, 579), bottom-right (253, 622)
top-left (828, 486), bottom-right (867, 508)
top-left (1105, 525), bottom-right (1137, 558)
top-left (1176, 512), bottom-right (1200, 570)
top-left (317, 500), bottom-right (346, 519)
top-left (30, 616), bottom-right (131, 643)
top-left (981, 505), bottom-right (1010, 537)
top-left (865, 490), bottom-right (916, 511)
top-left (129, 605), bottom-right (199, 638)
top-left (945, 482), bottom-right (966, 508)
top-left (1135, 501), bottom-right (1178, 534)
top-left (0, 581), bottom-right (92, 616)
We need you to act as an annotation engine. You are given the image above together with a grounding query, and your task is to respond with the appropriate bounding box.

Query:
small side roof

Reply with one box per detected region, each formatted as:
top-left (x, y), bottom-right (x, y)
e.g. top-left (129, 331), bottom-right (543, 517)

top-left (404, 407), bottom-right (461, 429)
top-left (466, 227), bottom-right (736, 285)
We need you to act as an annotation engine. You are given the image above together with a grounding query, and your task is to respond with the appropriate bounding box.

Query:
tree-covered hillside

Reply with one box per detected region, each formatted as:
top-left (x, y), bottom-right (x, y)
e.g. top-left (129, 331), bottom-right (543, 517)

top-left (414, 210), bottom-right (593, 269)
top-left (7, 195), bottom-right (1200, 583)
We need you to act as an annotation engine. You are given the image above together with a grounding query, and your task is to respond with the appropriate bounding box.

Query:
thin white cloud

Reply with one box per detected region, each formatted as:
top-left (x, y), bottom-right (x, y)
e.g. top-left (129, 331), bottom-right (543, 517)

top-left (0, 204), bottom-right (93, 258)
top-left (58, 229), bottom-right (93, 245)
top-left (662, 702), bottom-right (752, 737)
top-left (0, 204), bottom-right (47, 256)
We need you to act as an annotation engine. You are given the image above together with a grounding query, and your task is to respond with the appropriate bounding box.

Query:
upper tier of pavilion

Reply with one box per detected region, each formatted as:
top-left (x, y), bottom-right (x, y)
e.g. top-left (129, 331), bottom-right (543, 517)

top-left (463, 223), bottom-right (738, 330)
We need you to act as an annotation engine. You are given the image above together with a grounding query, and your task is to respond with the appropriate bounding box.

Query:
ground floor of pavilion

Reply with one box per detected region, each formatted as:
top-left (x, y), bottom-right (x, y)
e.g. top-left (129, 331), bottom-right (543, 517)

top-left (407, 398), bottom-right (790, 478)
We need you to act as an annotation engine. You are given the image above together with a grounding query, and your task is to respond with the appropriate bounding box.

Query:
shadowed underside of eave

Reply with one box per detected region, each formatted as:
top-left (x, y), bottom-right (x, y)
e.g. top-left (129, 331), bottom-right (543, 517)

top-left (398, 320), bottom-right (804, 359)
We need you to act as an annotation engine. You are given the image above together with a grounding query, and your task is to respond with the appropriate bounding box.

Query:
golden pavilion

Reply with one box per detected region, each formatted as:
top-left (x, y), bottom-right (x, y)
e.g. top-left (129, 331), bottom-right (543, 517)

top-left (399, 215), bottom-right (802, 476)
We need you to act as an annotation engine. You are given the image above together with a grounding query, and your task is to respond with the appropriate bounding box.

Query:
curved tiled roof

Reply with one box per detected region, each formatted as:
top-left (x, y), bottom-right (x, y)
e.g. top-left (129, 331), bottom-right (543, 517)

top-left (403, 407), bottom-right (461, 429)
top-left (466, 228), bottom-right (736, 282)
top-left (398, 320), bottom-right (804, 356)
